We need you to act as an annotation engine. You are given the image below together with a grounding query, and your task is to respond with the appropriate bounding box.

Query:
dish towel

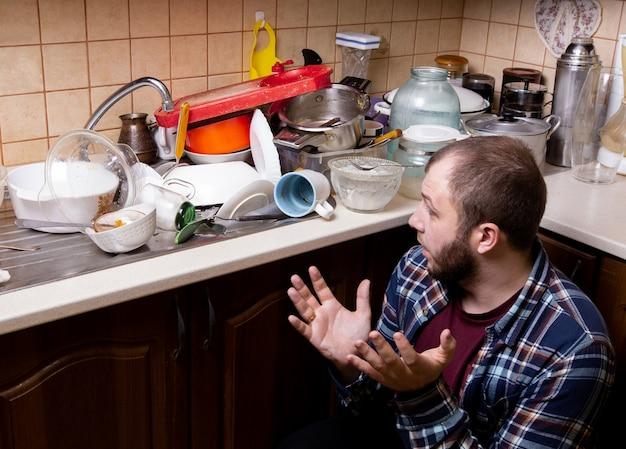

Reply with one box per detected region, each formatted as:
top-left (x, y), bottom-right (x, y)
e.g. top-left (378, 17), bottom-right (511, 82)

top-left (535, 0), bottom-right (601, 58)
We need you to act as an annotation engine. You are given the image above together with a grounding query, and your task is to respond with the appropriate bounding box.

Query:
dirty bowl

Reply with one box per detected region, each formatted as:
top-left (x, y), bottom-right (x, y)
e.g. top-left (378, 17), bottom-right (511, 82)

top-left (328, 157), bottom-right (403, 213)
top-left (85, 203), bottom-right (156, 253)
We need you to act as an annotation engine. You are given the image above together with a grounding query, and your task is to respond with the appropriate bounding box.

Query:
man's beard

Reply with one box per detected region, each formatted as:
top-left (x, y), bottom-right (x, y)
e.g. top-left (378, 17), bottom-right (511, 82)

top-left (427, 235), bottom-right (477, 284)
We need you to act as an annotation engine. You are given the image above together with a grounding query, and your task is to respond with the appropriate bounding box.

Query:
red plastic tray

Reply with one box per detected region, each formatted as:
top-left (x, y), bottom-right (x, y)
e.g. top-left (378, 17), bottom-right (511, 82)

top-left (154, 65), bottom-right (333, 128)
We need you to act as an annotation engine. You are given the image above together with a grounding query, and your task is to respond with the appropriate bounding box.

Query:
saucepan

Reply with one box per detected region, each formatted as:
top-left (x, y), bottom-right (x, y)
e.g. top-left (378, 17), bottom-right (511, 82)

top-left (278, 84), bottom-right (370, 152)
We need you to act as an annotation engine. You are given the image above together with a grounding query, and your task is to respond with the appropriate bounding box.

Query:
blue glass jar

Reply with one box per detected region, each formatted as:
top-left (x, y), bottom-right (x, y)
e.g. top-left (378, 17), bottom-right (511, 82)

top-left (389, 67), bottom-right (460, 158)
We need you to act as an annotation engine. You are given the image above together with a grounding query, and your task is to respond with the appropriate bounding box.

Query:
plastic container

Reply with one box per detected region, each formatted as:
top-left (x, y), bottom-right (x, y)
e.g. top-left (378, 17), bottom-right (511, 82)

top-left (276, 143), bottom-right (387, 182)
top-left (186, 113), bottom-right (252, 154)
top-left (335, 32), bottom-right (380, 79)
top-left (389, 67), bottom-right (460, 158)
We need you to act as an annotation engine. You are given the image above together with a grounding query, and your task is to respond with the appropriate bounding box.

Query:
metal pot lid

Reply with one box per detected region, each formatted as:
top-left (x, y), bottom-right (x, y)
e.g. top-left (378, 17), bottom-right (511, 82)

top-left (465, 112), bottom-right (551, 136)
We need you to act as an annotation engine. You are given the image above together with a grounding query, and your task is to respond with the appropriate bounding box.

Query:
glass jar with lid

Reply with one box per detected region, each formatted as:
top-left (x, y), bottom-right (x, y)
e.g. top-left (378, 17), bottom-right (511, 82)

top-left (435, 55), bottom-right (469, 84)
top-left (389, 67), bottom-right (461, 158)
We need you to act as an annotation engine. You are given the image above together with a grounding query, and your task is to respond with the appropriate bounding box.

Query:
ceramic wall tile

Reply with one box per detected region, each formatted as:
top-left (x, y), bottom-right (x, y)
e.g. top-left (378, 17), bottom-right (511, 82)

top-left (386, 55), bottom-right (412, 90)
top-left (418, 0), bottom-right (442, 20)
top-left (131, 37), bottom-right (171, 80)
top-left (390, 21), bottom-right (416, 56)
top-left (43, 43), bottom-right (89, 91)
top-left (338, 0), bottom-right (366, 25)
top-left (0, 46), bottom-right (44, 95)
top-left (392, 0), bottom-right (418, 21)
top-left (517, 0), bottom-right (534, 27)
top-left (88, 40), bottom-right (132, 86)
top-left (2, 139), bottom-right (49, 166)
top-left (0, 0), bottom-right (39, 45)
top-left (513, 26), bottom-right (545, 66)
top-left (208, 0), bottom-right (244, 32)
top-left (459, 51), bottom-right (485, 72)
top-left (243, 0), bottom-right (277, 30)
top-left (86, 0), bottom-right (129, 40)
top-left (438, 18), bottom-right (462, 52)
top-left (171, 35), bottom-right (208, 78)
top-left (306, 26), bottom-right (337, 64)
top-left (46, 89), bottom-right (90, 136)
top-left (490, 0), bottom-right (520, 25)
top-left (132, 79), bottom-right (170, 113)
top-left (486, 22), bottom-right (517, 59)
top-left (441, 0), bottom-right (463, 18)
top-left (0, 94), bottom-right (47, 142)
top-left (460, 19), bottom-right (489, 54)
top-left (171, 0), bottom-right (207, 35)
top-left (414, 20), bottom-right (440, 54)
top-left (463, 0), bottom-right (492, 21)
top-left (277, 0), bottom-right (308, 28)
top-left (309, 0), bottom-right (338, 27)
top-left (242, 31), bottom-right (253, 72)
top-left (365, 0), bottom-right (393, 23)
top-left (367, 58), bottom-right (388, 94)
top-left (276, 28), bottom-right (308, 67)
top-left (209, 73), bottom-right (243, 89)
top-left (366, 22), bottom-right (391, 59)
top-left (595, 0), bottom-right (623, 40)
top-left (594, 37), bottom-right (616, 68)
top-left (171, 77), bottom-right (208, 99)
top-left (90, 84), bottom-right (133, 131)
top-left (130, 0), bottom-right (169, 38)
top-left (413, 52), bottom-right (438, 67)
top-left (39, 0), bottom-right (86, 43)
top-left (208, 33), bottom-right (243, 74)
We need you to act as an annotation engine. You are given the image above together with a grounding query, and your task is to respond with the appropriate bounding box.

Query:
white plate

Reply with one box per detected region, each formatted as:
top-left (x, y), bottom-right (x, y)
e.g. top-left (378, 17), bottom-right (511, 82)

top-left (404, 124), bottom-right (468, 143)
top-left (217, 179), bottom-right (275, 219)
top-left (164, 161), bottom-right (261, 206)
top-left (250, 109), bottom-right (282, 184)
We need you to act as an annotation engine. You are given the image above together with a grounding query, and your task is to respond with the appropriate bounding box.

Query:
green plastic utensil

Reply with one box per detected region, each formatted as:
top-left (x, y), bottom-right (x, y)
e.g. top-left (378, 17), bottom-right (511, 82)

top-left (174, 218), bottom-right (226, 245)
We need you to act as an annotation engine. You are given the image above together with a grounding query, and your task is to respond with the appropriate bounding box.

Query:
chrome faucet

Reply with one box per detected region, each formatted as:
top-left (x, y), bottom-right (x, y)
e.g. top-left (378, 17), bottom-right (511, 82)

top-left (85, 77), bottom-right (174, 130)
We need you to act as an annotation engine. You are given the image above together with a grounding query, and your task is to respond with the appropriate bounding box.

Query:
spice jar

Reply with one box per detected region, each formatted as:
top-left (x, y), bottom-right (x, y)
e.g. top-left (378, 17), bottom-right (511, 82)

top-left (435, 55), bottom-right (469, 85)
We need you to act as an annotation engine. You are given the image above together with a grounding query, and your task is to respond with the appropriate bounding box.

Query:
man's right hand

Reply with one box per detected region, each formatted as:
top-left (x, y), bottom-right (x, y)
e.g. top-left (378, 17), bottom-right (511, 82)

top-left (287, 266), bottom-right (372, 382)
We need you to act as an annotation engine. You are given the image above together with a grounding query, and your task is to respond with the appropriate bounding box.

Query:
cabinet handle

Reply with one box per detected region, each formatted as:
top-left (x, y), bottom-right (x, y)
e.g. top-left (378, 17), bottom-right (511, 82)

top-left (203, 289), bottom-right (216, 350)
top-left (172, 296), bottom-right (186, 360)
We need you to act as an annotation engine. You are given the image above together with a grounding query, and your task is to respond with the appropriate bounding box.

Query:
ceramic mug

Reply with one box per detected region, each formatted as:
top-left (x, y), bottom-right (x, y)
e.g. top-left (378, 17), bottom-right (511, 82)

top-left (274, 170), bottom-right (334, 219)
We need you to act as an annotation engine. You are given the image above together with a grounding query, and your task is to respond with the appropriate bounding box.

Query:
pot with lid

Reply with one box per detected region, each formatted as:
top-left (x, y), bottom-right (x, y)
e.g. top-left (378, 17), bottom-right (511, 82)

top-left (278, 84), bottom-right (370, 152)
top-left (465, 111), bottom-right (561, 167)
top-left (501, 81), bottom-right (550, 118)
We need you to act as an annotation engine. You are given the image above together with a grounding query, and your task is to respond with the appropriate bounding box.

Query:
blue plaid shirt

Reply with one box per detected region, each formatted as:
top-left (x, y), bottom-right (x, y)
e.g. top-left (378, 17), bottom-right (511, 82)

top-left (336, 242), bottom-right (614, 448)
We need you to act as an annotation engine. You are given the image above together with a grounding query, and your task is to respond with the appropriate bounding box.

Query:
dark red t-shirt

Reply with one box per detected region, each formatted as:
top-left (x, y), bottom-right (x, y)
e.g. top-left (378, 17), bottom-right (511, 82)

top-left (414, 291), bottom-right (519, 397)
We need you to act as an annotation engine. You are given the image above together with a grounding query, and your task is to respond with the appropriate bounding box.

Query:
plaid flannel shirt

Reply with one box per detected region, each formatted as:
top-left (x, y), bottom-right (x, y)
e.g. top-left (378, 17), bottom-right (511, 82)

top-left (336, 242), bottom-right (614, 448)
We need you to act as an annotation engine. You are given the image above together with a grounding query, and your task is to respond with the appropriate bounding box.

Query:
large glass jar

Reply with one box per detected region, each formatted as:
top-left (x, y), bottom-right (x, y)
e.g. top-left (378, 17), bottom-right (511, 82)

top-left (392, 144), bottom-right (432, 199)
top-left (389, 67), bottom-right (461, 157)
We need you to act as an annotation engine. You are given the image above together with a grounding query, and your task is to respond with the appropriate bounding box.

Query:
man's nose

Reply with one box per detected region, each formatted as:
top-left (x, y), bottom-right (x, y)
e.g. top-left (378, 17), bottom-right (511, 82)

top-left (409, 210), bottom-right (423, 231)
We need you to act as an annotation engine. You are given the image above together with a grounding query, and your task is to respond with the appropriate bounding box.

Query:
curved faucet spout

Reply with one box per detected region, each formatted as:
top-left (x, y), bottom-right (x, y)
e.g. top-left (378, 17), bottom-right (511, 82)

top-left (85, 77), bottom-right (174, 130)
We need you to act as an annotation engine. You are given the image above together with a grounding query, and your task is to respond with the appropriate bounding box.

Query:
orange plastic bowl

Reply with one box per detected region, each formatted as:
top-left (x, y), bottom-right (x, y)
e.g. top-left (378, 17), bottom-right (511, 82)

top-left (186, 113), bottom-right (252, 154)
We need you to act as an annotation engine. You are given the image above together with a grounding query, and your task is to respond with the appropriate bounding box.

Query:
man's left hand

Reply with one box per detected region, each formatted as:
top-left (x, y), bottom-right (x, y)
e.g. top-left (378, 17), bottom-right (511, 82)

top-left (347, 329), bottom-right (456, 392)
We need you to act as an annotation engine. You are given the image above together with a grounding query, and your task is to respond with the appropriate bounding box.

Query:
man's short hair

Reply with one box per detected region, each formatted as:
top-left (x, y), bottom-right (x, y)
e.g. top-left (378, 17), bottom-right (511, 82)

top-left (426, 136), bottom-right (547, 251)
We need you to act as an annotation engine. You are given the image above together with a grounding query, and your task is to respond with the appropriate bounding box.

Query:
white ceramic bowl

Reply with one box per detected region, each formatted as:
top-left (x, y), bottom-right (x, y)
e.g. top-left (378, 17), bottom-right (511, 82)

top-left (85, 203), bottom-right (156, 253)
top-left (184, 148), bottom-right (252, 164)
top-left (7, 162), bottom-right (119, 233)
top-left (328, 157), bottom-right (403, 213)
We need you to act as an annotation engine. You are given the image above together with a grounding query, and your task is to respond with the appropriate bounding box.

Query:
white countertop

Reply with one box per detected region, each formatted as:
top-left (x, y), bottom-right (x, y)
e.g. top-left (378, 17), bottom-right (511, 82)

top-left (0, 168), bottom-right (624, 336)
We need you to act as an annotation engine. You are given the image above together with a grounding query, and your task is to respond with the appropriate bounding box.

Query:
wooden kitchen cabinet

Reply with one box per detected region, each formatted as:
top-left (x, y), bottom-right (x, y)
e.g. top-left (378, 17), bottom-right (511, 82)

top-left (0, 291), bottom-right (187, 449)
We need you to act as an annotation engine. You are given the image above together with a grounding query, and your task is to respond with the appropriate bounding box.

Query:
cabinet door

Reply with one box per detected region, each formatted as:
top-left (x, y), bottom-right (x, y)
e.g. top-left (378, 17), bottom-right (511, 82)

top-left (190, 239), bottom-right (367, 449)
top-left (538, 230), bottom-right (598, 299)
top-left (0, 292), bottom-right (187, 449)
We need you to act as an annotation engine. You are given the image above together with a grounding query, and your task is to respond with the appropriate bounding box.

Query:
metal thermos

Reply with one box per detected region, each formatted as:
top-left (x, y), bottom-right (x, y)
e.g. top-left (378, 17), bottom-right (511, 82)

top-left (546, 37), bottom-right (601, 167)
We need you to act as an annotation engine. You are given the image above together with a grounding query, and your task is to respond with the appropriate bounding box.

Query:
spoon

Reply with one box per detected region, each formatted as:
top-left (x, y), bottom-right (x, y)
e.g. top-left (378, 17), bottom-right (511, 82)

top-left (348, 159), bottom-right (425, 171)
top-left (0, 243), bottom-right (39, 251)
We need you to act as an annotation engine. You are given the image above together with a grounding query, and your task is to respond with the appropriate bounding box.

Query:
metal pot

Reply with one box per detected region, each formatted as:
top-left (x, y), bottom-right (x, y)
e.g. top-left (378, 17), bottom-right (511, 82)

top-left (278, 84), bottom-right (370, 152)
top-left (464, 112), bottom-right (561, 166)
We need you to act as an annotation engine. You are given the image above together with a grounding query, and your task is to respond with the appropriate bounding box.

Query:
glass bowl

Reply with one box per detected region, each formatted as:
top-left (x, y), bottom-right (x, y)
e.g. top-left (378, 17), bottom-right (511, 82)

top-left (328, 157), bottom-right (403, 213)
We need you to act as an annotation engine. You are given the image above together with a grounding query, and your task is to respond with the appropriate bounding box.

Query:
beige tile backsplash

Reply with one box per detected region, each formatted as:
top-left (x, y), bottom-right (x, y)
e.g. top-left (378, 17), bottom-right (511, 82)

top-left (3, 0), bottom-right (626, 167)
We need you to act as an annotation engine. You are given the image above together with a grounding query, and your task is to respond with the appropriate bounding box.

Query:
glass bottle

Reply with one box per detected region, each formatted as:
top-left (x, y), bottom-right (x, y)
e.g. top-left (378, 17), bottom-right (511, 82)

top-left (389, 67), bottom-right (461, 157)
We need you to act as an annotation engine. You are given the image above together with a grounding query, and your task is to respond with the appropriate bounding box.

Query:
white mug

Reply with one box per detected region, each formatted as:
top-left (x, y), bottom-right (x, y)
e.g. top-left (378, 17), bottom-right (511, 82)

top-left (274, 170), bottom-right (334, 220)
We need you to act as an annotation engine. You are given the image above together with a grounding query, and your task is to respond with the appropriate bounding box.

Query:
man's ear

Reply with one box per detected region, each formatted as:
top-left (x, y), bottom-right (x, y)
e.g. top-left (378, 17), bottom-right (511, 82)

top-left (473, 222), bottom-right (500, 255)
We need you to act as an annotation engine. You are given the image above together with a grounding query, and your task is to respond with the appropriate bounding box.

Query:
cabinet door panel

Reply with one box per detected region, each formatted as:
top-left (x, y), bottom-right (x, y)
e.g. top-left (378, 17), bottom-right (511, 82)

top-left (0, 293), bottom-right (186, 449)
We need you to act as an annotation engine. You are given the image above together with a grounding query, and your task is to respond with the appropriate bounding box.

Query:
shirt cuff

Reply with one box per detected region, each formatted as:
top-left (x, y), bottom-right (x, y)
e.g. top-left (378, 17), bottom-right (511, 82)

top-left (393, 378), bottom-right (459, 428)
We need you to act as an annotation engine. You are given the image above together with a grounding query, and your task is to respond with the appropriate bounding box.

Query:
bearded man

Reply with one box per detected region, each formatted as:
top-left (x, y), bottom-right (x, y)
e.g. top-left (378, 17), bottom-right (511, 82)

top-left (280, 136), bottom-right (614, 449)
